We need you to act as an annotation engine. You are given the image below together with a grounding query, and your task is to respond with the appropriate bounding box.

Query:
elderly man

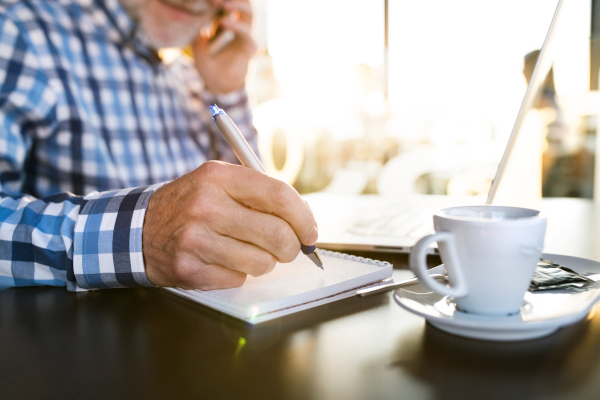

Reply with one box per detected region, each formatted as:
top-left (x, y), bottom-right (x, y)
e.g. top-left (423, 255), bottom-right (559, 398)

top-left (0, 0), bottom-right (317, 291)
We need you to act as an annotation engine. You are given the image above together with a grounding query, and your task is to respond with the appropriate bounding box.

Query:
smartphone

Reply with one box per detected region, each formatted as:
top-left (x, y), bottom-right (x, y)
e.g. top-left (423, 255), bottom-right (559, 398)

top-left (201, 9), bottom-right (236, 56)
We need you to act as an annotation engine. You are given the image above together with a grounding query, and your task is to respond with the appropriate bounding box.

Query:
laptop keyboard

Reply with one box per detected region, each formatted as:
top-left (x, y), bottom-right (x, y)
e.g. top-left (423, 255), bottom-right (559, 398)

top-left (347, 205), bottom-right (434, 239)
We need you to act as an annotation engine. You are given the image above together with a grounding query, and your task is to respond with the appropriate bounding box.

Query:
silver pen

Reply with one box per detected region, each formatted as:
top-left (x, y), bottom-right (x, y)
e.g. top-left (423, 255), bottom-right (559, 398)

top-left (209, 104), bottom-right (324, 270)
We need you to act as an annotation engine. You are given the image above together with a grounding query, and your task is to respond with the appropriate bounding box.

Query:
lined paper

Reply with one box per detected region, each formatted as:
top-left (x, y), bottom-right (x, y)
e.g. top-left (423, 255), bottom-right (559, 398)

top-left (166, 250), bottom-right (392, 322)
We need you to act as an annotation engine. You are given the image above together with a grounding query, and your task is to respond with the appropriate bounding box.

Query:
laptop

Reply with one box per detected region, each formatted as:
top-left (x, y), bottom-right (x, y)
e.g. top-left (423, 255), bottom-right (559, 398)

top-left (304, 0), bottom-right (564, 254)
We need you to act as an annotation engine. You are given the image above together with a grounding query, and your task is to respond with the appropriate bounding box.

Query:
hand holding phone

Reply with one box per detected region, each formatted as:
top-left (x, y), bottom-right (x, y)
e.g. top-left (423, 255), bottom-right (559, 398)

top-left (193, 0), bottom-right (256, 94)
top-left (200, 9), bottom-right (236, 56)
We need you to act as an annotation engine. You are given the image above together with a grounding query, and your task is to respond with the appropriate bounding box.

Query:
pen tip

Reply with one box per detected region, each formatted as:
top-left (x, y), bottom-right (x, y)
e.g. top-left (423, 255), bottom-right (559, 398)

top-left (306, 251), bottom-right (324, 270)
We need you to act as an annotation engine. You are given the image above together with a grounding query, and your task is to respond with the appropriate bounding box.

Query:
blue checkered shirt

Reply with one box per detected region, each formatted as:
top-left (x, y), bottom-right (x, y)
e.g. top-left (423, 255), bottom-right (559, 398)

top-left (0, 0), bottom-right (257, 291)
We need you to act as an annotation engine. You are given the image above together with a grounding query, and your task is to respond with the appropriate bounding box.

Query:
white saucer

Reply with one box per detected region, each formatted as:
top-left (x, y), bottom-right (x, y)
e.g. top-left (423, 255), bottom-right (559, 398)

top-left (394, 253), bottom-right (600, 341)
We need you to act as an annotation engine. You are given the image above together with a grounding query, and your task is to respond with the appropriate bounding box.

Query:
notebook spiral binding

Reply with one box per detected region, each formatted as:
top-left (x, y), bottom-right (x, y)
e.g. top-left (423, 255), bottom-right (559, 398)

top-left (319, 249), bottom-right (392, 268)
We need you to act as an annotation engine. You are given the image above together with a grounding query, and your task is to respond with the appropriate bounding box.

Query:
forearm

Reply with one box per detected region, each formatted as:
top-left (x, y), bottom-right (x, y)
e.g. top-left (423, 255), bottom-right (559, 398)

top-left (176, 55), bottom-right (258, 164)
top-left (0, 191), bottom-right (83, 291)
top-left (0, 183), bottom-right (169, 292)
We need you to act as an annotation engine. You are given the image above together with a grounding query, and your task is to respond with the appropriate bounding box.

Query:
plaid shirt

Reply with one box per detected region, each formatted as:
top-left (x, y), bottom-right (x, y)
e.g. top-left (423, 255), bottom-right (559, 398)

top-left (0, 0), bottom-right (257, 291)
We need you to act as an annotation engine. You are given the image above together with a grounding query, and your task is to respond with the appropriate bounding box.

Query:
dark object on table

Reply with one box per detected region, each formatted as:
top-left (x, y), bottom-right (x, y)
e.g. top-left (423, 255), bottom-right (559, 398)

top-left (530, 259), bottom-right (596, 291)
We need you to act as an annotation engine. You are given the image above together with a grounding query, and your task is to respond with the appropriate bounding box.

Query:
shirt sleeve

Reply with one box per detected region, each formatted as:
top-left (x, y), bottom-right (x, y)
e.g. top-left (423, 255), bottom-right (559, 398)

top-left (199, 88), bottom-right (259, 165)
top-left (175, 55), bottom-right (259, 164)
top-left (0, 14), bottom-right (158, 291)
top-left (72, 184), bottom-right (164, 289)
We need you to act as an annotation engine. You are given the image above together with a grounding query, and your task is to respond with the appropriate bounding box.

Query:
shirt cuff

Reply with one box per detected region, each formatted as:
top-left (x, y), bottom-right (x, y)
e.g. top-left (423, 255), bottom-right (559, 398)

top-left (72, 182), bottom-right (166, 289)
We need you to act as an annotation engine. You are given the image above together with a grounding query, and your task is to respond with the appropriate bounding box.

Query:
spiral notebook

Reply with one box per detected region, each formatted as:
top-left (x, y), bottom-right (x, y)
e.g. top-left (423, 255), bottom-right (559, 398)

top-left (165, 250), bottom-right (393, 324)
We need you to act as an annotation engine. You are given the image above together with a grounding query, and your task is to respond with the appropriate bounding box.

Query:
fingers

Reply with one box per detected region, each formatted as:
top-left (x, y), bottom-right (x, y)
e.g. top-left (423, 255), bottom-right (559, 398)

top-left (220, 0), bottom-right (253, 43)
top-left (223, 0), bottom-right (253, 23)
top-left (175, 256), bottom-right (248, 291)
top-left (219, 9), bottom-right (253, 47)
top-left (219, 17), bottom-right (251, 40)
top-left (195, 0), bottom-right (253, 46)
top-left (145, 230), bottom-right (248, 290)
top-left (172, 223), bottom-right (283, 279)
top-left (204, 162), bottom-right (318, 246)
top-left (195, 232), bottom-right (282, 277)
top-left (198, 264), bottom-right (246, 290)
top-left (143, 161), bottom-right (317, 291)
top-left (211, 197), bottom-right (301, 262)
top-left (194, 9), bottom-right (255, 61)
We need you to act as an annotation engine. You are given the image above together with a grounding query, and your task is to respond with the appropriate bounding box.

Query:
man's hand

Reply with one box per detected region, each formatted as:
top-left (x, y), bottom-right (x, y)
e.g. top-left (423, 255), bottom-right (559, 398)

top-left (143, 161), bottom-right (318, 290)
top-left (192, 0), bottom-right (257, 94)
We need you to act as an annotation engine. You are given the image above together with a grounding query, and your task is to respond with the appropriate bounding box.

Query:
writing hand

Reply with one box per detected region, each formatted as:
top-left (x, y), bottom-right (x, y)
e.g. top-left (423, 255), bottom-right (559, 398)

top-left (142, 161), bottom-right (318, 290)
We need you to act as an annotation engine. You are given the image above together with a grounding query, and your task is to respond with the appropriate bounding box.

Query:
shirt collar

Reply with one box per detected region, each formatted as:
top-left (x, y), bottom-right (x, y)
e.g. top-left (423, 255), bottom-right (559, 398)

top-left (78, 0), bottom-right (162, 65)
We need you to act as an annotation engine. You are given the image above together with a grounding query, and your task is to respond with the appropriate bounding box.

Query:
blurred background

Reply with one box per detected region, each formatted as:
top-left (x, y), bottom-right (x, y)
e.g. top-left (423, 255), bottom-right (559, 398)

top-left (243, 0), bottom-right (600, 201)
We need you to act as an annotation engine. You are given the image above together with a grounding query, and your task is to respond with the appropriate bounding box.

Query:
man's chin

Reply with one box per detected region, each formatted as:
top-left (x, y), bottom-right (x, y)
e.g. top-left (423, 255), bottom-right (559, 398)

top-left (157, 0), bottom-right (212, 18)
top-left (145, 35), bottom-right (194, 50)
top-left (141, 26), bottom-right (200, 49)
top-left (137, 3), bottom-right (207, 49)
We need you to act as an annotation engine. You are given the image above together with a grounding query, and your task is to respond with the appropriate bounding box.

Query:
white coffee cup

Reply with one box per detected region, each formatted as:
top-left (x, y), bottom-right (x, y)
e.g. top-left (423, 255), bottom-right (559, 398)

top-left (409, 205), bottom-right (547, 316)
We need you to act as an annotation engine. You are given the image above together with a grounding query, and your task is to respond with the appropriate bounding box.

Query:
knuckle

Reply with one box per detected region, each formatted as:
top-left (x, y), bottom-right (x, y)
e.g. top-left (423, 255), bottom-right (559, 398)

top-left (264, 258), bottom-right (277, 274)
top-left (199, 270), bottom-right (247, 290)
top-left (304, 200), bottom-right (317, 225)
top-left (266, 220), bottom-right (299, 263)
top-left (230, 272), bottom-right (247, 288)
top-left (251, 252), bottom-right (277, 277)
top-left (199, 200), bottom-right (221, 224)
top-left (190, 166), bottom-right (231, 224)
top-left (192, 196), bottom-right (225, 227)
top-left (268, 179), bottom-right (294, 209)
top-left (280, 241), bottom-right (300, 264)
top-left (174, 226), bottom-right (198, 251)
top-left (268, 220), bottom-right (291, 249)
top-left (191, 267), bottom-right (219, 291)
top-left (195, 276), bottom-right (218, 291)
top-left (198, 160), bottom-right (226, 179)
top-left (171, 257), bottom-right (193, 284)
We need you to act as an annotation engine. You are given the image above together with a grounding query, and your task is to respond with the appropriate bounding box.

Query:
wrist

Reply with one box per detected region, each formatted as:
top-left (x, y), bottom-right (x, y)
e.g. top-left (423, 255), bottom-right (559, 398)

top-left (142, 183), bottom-right (172, 287)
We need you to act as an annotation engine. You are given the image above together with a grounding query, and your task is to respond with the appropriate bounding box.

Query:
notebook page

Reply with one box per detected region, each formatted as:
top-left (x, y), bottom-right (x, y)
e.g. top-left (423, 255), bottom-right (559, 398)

top-left (171, 250), bottom-right (392, 319)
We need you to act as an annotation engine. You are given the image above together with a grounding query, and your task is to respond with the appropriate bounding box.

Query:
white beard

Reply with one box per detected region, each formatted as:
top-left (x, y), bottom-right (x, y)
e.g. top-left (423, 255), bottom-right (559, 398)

top-left (120, 0), bottom-right (214, 49)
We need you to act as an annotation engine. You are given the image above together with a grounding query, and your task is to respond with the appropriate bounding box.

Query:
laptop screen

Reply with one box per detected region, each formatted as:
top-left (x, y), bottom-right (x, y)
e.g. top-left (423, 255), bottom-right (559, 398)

top-left (486, 0), bottom-right (565, 204)
top-left (385, 0), bottom-right (564, 208)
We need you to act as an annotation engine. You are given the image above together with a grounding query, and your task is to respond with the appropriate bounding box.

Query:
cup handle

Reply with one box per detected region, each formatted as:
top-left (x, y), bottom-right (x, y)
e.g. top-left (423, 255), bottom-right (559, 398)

top-left (409, 232), bottom-right (468, 298)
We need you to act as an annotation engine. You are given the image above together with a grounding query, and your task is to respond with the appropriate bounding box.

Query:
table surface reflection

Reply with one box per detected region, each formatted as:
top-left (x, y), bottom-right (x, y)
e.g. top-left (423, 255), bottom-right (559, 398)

top-left (2, 198), bottom-right (600, 400)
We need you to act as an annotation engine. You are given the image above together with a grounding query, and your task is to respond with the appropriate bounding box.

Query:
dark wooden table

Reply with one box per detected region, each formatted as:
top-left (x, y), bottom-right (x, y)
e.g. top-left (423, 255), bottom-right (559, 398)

top-left (2, 199), bottom-right (600, 400)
